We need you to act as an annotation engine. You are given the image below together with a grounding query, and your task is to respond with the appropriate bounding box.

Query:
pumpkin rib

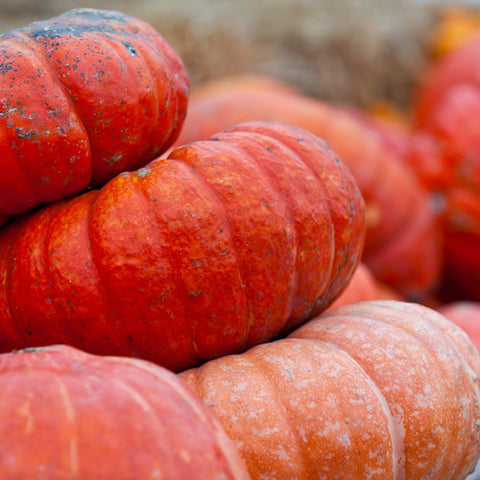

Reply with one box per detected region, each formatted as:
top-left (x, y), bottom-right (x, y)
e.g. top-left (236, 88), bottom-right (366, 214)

top-left (213, 132), bottom-right (300, 325)
top-left (133, 165), bottom-right (206, 364)
top-left (87, 173), bottom-right (196, 362)
top-left (14, 30), bottom-right (88, 139)
top-left (107, 34), bottom-right (175, 173)
top-left (341, 301), bottom-right (480, 390)
top-left (235, 347), bottom-right (311, 478)
top-left (158, 154), bottom-right (253, 353)
top-left (369, 301), bottom-right (480, 407)
top-left (299, 336), bottom-right (405, 479)
top-left (6, 205), bottom-right (71, 345)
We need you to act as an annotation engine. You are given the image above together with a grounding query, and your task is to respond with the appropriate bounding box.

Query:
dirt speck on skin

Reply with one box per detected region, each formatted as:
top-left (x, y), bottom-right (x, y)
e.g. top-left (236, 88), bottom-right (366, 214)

top-left (0, 0), bottom-right (478, 110)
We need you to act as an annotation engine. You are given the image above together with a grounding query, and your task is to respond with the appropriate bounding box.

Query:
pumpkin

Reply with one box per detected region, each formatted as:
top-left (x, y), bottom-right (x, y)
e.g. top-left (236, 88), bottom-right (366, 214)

top-left (0, 8), bottom-right (189, 221)
top-left (328, 262), bottom-right (403, 310)
top-left (439, 301), bottom-right (480, 352)
top-left (181, 300), bottom-right (480, 480)
top-left (173, 74), bottom-right (442, 300)
top-left (0, 344), bottom-right (250, 479)
top-left (409, 34), bottom-right (480, 301)
top-left (0, 121), bottom-right (365, 372)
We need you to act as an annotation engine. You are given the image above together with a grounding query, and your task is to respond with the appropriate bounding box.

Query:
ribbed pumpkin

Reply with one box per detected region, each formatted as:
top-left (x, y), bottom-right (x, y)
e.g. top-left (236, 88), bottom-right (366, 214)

top-left (181, 300), bottom-right (480, 480)
top-left (0, 344), bottom-right (250, 479)
top-left (0, 8), bottom-right (188, 221)
top-left (0, 121), bottom-right (365, 372)
top-left (173, 74), bottom-right (442, 300)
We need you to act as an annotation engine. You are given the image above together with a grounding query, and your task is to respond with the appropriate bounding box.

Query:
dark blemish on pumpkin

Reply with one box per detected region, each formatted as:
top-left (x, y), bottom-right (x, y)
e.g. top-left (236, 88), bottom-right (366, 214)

top-left (16, 128), bottom-right (40, 140)
top-left (296, 137), bottom-right (304, 143)
top-left (188, 290), bottom-right (202, 297)
top-left (127, 336), bottom-right (134, 343)
top-left (192, 259), bottom-right (201, 267)
top-left (122, 40), bottom-right (137, 57)
top-left (211, 137), bottom-right (219, 141)
top-left (266, 146), bottom-right (273, 152)
top-left (0, 60), bottom-right (14, 74)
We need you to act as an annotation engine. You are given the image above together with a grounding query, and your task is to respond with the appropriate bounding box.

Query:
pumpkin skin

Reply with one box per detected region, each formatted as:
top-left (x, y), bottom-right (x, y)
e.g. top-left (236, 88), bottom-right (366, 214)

top-left (0, 8), bottom-right (189, 218)
top-left (0, 121), bottom-right (365, 372)
top-left (0, 344), bottom-right (251, 480)
top-left (181, 300), bottom-right (480, 480)
top-left (173, 75), bottom-right (442, 300)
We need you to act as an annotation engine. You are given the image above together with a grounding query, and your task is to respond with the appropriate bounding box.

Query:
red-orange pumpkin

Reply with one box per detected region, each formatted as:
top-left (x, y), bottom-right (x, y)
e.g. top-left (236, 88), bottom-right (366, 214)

top-left (181, 300), bottom-right (480, 480)
top-left (0, 344), bottom-right (250, 479)
top-left (0, 8), bottom-right (188, 221)
top-left (173, 75), bottom-right (442, 300)
top-left (0, 121), bottom-right (365, 372)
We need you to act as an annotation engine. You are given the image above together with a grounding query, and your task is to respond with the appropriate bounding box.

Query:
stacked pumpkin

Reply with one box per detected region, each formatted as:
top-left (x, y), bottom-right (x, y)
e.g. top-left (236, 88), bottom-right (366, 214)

top-left (0, 7), bottom-right (479, 480)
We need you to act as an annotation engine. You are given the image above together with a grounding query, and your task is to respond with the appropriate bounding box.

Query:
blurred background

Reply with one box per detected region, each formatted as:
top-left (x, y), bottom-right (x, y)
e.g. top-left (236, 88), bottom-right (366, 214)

top-left (1, 0), bottom-right (479, 111)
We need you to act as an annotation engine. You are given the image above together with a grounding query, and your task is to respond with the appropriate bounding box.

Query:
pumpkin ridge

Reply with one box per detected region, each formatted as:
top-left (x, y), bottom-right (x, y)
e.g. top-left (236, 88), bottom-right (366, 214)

top-left (297, 336), bottom-right (405, 479)
top-left (5, 204), bottom-right (71, 345)
top-left (86, 173), bottom-right (193, 362)
top-left (244, 341), bottom-right (311, 479)
top-left (211, 131), bottom-right (299, 330)
top-left (166, 144), bottom-right (255, 351)
top-left (0, 222), bottom-right (25, 347)
top-left (132, 165), bottom-right (201, 363)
